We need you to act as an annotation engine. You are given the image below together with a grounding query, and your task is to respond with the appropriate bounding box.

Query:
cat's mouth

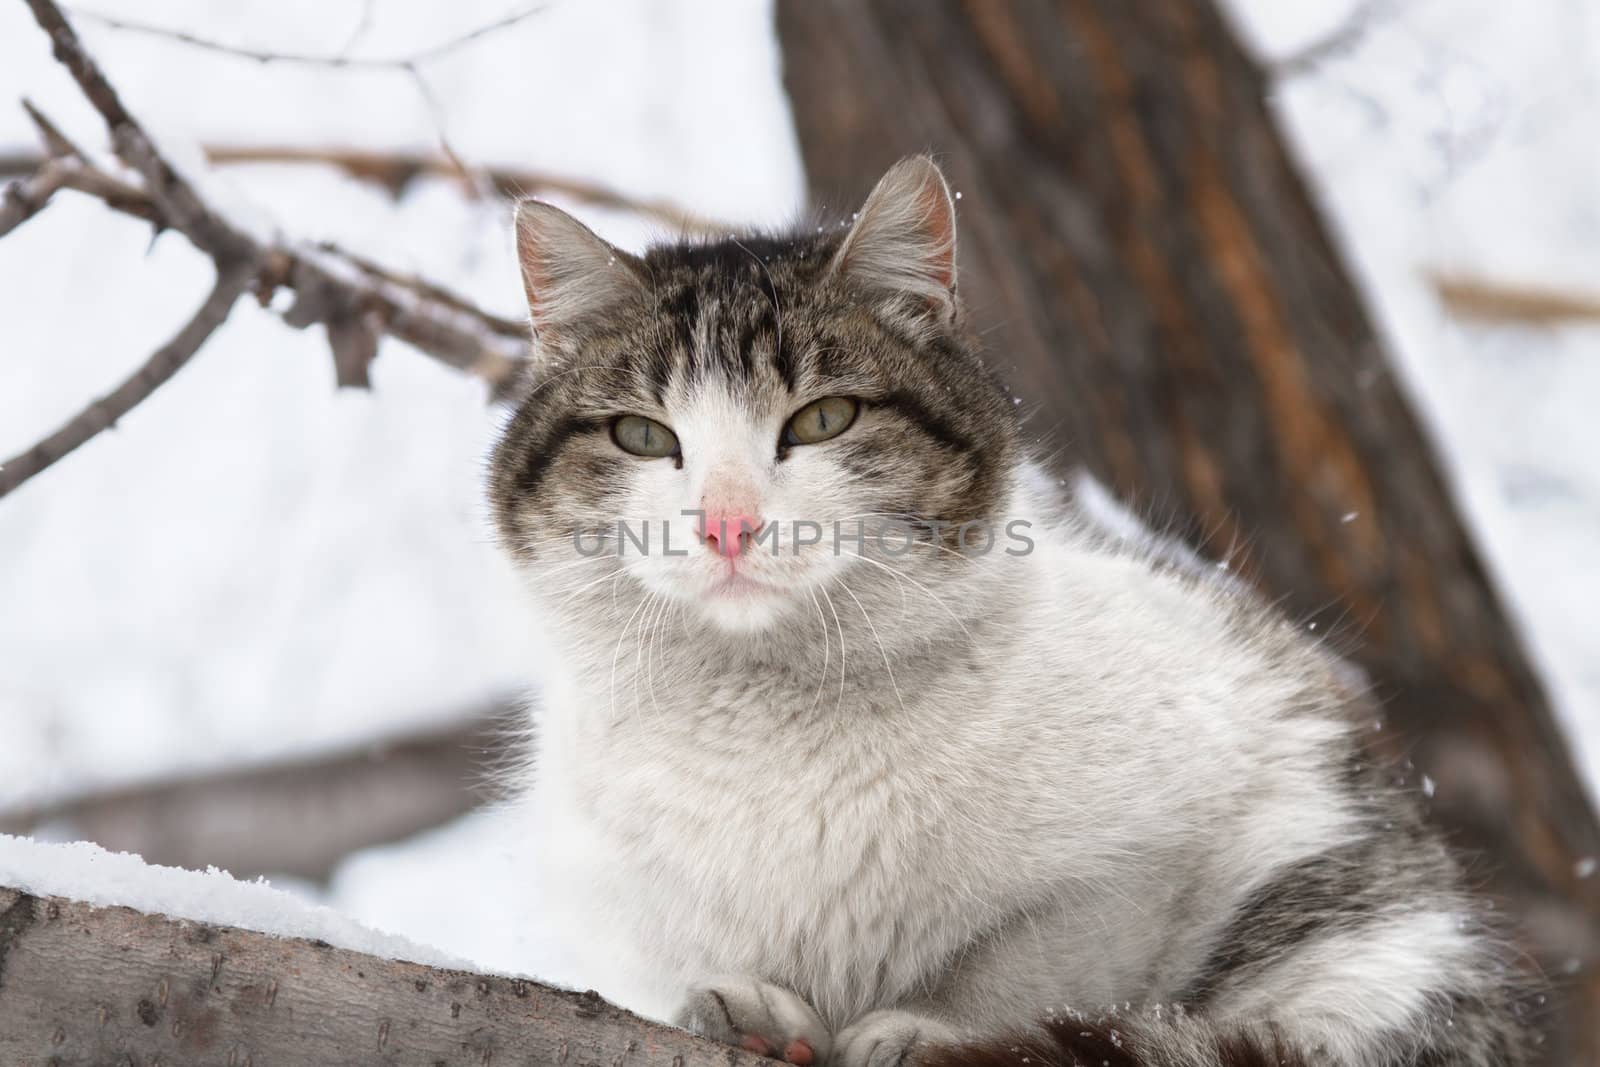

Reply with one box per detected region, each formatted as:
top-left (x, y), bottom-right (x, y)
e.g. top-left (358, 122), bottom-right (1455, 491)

top-left (704, 571), bottom-right (774, 599)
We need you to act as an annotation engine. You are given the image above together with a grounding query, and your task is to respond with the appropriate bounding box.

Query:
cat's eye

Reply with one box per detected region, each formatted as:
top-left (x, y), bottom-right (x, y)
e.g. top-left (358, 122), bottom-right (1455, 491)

top-left (783, 396), bottom-right (860, 446)
top-left (611, 414), bottom-right (679, 458)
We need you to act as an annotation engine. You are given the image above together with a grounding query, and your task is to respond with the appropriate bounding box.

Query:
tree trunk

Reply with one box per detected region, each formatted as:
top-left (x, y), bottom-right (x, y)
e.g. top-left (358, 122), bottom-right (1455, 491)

top-left (0, 886), bottom-right (749, 1066)
top-left (776, 2), bottom-right (1599, 1062)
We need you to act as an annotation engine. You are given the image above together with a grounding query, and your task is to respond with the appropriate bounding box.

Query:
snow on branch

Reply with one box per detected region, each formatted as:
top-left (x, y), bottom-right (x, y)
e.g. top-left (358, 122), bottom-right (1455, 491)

top-left (0, 838), bottom-right (754, 1064)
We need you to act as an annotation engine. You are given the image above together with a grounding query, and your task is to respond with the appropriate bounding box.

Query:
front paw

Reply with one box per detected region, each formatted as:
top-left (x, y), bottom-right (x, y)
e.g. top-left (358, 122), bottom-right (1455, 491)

top-left (676, 976), bottom-right (831, 1065)
top-left (832, 1010), bottom-right (959, 1067)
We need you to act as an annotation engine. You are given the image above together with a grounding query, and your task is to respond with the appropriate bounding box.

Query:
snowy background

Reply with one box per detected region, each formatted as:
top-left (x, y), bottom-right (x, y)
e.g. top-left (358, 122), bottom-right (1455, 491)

top-left (1, 0), bottom-right (1596, 980)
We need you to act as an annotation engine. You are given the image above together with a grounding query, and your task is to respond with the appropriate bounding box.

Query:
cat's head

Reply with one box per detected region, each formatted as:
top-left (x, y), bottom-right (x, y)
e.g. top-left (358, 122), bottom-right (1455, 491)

top-left (490, 157), bottom-right (1019, 637)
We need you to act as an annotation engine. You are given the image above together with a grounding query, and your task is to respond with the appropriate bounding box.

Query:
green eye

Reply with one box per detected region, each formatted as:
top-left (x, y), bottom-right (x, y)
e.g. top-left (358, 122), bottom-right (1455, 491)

top-left (611, 414), bottom-right (679, 458)
top-left (784, 396), bottom-right (860, 446)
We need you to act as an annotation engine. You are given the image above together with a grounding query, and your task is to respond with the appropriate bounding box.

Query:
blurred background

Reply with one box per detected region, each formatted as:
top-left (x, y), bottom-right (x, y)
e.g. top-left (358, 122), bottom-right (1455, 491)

top-left (1, 0), bottom-right (1596, 1061)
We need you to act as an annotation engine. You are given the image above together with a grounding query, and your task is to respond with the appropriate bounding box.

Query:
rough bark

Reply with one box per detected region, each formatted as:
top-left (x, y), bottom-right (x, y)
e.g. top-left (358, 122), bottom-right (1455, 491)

top-left (0, 886), bottom-right (748, 1066)
top-left (777, 2), bottom-right (1599, 1062)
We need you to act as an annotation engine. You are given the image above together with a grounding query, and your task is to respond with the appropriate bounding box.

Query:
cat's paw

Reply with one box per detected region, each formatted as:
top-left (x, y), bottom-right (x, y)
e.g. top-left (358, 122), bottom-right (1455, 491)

top-left (675, 976), bottom-right (831, 1065)
top-left (832, 1010), bottom-right (959, 1067)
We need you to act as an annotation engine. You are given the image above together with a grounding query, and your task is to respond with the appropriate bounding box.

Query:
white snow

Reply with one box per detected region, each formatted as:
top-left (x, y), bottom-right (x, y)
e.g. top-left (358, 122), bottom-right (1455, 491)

top-left (317, 802), bottom-right (576, 982)
top-left (0, 832), bottom-right (469, 969)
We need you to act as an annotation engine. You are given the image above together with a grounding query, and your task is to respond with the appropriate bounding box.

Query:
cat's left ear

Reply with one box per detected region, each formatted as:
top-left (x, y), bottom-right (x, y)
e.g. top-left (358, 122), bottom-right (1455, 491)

top-left (514, 200), bottom-right (649, 350)
top-left (829, 156), bottom-right (958, 323)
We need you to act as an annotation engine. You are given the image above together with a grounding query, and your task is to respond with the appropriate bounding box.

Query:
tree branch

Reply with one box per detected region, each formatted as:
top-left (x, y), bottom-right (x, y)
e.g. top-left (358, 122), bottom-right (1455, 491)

top-left (0, 0), bottom-right (538, 501)
top-left (1431, 272), bottom-right (1600, 325)
top-left (0, 885), bottom-right (757, 1065)
top-left (0, 157), bottom-right (70, 237)
top-left (69, 3), bottom-right (548, 72)
top-left (1268, 0), bottom-right (1389, 79)
top-left (0, 144), bottom-right (725, 233)
top-left (0, 710), bottom-right (512, 881)
top-left (0, 260), bottom-right (255, 499)
top-left (63, 3), bottom-right (555, 203)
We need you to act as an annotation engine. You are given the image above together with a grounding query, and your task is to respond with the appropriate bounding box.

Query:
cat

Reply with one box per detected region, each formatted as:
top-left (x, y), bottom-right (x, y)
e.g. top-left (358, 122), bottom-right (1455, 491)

top-left (489, 157), bottom-right (1527, 1067)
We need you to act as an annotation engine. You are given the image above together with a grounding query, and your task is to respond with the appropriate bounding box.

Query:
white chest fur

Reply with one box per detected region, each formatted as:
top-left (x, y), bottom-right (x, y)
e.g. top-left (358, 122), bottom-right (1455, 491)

top-left (520, 521), bottom-right (1361, 1031)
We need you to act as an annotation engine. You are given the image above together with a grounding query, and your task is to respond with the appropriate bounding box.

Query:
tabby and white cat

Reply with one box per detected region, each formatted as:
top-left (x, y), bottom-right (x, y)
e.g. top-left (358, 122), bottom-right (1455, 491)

top-left (490, 158), bottom-right (1525, 1066)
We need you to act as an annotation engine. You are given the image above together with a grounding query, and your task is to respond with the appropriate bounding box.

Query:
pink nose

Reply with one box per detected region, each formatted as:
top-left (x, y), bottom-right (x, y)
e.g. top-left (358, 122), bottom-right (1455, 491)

top-left (700, 512), bottom-right (764, 558)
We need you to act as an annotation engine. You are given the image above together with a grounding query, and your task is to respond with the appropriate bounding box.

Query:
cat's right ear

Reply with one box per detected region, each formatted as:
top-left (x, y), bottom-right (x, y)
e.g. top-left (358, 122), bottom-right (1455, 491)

top-left (829, 156), bottom-right (959, 324)
top-left (514, 200), bottom-right (648, 348)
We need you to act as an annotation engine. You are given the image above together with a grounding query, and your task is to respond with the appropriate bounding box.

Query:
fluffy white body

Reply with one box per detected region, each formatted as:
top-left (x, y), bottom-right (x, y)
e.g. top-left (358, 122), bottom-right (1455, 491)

top-left (517, 467), bottom-right (1472, 1064)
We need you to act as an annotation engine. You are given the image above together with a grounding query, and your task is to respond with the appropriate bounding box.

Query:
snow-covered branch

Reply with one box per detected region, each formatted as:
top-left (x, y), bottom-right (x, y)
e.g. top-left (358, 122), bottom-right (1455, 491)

top-left (0, 880), bottom-right (753, 1065)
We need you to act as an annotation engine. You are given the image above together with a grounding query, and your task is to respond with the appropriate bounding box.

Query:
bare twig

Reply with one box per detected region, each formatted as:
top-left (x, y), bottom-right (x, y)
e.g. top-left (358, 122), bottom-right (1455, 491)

top-left (21, 96), bottom-right (85, 160)
top-left (0, 144), bottom-right (725, 233)
top-left (0, 159), bottom-right (71, 238)
top-left (53, 157), bottom-right (163, 225)
top-left (1432, 272), bottom-right (1600, 325)
top-left (7, 0), bottom-right (533, 466)
top-left (70, 2), bottom-right (548, 190)
top-left (335, 0), bottom-right (378, 56)
top-left (5, 143), bottom-right (529, 383)
top-left (69, 3), bottom-right (547, 71)
top-left (1270, 1), bottom-right (1388, 78)
top-left (0, 261), bottom-right (255, 499)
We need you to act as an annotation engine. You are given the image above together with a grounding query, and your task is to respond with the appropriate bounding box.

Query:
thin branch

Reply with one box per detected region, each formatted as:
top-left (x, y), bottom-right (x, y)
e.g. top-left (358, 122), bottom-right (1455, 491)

top-left (21, 96), bottom-right (85, 160)
top-left (1432, 272), bottom-right (1600, 325)
top-left (1270, 0), bottom-right (1388, 79)
top-left (213, 146), bottom-right (726, 233)
top-left (0, 261), bottom-right (255, 500)
top-left (69, 3), bottom-right (547, 72)
top-left (6, 144), bottom-right (529, 384)
top-left (334, 0), bottom-right (378, 57)
top-left (68, 3), bottom-right (546, 200)
top-left (53, 157), bottom-right (163, 225)
top-left (16, 0), bottom-right (535, 375)
top-left (0, 159), bottom-right (71, 238)
top-left (0, 144), bottom-right (725, 234)
top-left (3, 0), bottom-right (542, 502)
top-left (25, 0), bottom-right (255, 262)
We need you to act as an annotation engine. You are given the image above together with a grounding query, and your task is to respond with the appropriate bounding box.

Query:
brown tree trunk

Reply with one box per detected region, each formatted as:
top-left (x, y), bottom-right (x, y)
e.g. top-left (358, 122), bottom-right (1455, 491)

top-left (0, 886), bottom-right (752, 1066)
top-left (776, 2), bottom-right (1599, 1062)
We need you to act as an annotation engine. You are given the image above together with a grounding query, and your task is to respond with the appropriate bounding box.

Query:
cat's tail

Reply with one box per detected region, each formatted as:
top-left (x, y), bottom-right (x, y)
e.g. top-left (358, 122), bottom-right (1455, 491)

top-left (922, 1011), bottom-right (1305, 1067)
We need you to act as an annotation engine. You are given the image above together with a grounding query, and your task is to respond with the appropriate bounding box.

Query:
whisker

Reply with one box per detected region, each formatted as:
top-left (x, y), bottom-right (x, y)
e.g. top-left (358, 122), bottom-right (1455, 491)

top-left (844, 549), bottom-right (975, 643)
top-left (840, 581), bottom-right (905, 714)
top-left (806, 588), bottom-right (831, 715)
top-left (551, 562), bottom-right (625, 611)
top-left (609, 589), bottom-right (654, 725)
top-left (818, 585), bottom-right (848, 717)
